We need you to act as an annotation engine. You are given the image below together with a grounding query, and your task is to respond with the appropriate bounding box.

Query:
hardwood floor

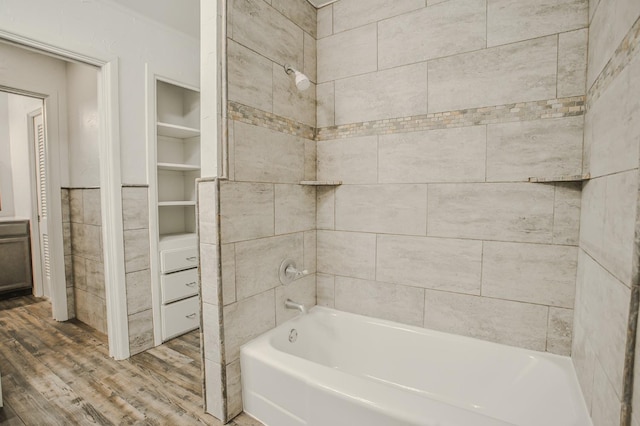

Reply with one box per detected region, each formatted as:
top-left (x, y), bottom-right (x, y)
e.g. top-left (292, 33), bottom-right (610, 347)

top-left (0, 296), bottom-right (261, 426)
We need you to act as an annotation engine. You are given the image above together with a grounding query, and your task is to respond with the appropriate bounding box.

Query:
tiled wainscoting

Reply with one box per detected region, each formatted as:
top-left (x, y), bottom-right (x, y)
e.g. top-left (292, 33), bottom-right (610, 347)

top-left (121, 185), bottom-right (154, 355)
top-left (61, 186), bottom-right (154, 355)
top-left (61, 187), bottom-right (107, 334)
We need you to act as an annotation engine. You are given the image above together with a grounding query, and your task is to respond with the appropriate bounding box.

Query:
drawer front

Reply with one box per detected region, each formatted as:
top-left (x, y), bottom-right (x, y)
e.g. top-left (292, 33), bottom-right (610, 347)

top-left (161, 269), bottom-right (198, 304)
top-left (0, 221), bottom-right (29, 238)
top-left (162, 296), bottom-right (200, 341)
top-left (160, 246), bottom-right (198, 273)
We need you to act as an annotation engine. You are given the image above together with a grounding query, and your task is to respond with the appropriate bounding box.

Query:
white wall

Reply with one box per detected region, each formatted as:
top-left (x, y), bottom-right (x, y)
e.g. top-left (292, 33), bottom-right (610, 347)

top-left (8, 93), bottom-right (41, 218)
top-left (0, 0), bottom-right (200, 184)
top-left (66, 62), bottom-right (100, 187)
top-left (0, 92), bottom-right (15, 218)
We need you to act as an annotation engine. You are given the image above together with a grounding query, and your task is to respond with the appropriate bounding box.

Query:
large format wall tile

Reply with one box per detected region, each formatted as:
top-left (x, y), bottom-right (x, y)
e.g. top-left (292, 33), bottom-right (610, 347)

top-left (223, 290), bottom-right (276, 362)
top-left (317, 230), bottom-right (376, 280)
top-left (579, 176), bottom-right (606, 263)
top-left (602, 171), bottom-right (639, 287)
top-left (316, 187), bottom-right (335, 230)
top-left (317, 136), bottom-right (378, 184)
top-left (487, 0), bottom-right (588, 47)
top-left (123, 229), bottom-right (149, 273)
top-left (227, 40), bottom-right (273, 113)
top-left (275, 184), bottom-right (316, 234)
top-left (558, 29), bottom-right (588, 98)
top-left (317, 23), bottom-right (377, 83)
top-left (376, 235), bottom-right (482, 295)
top-left (317, 273), bottom-right (335, 307)
top-left (220, 181), bottom-right (274, 243)
top-left (335, 184), bottom-right (427, 235)
top-left (335, 62), bottom-right (428, 125)
top-left (482, 242), bottom-right (578, 308)
top-left (69, 189), bottom-right (83, 223)
top-left (234, 122), bottom-right (305, 183)
top-left (304, 33), bottom-right (317, 83)
top-left (580, 172), bottom-right (638, 287)
top-left (332, 0), bottom-right (424, 33)
top-left (553, 182), bottom-right (582, 245)
top-left (428, 183), bottom-right (555, 243)
top-left (486, 116), bottom-right (583, 182)
top-left (378, 126), bottom-right (486, 183)
top-left (235, 233), bottom-right (304, 300)
top-left (83, 189), bottom-right (102, 226)
top-left (428, 36), bottom-right (558, 113)
top-left (335, 276), bottom-right (424, 326)
top-left (316, 82), bottom-right (335, 127)
top-left (304, 230), bottom-right (317, 274)
top-left (587, 0), bottom-right (640, 86)
top-left (547, 307), bottom-right (573, 356)
top-left (378, 0), bottom-right (486, 69)
top-left (122, 187), bottom-right (149, 231)
top-left (200, 243), bottom-right (220, 306)
top-left (271, 0), bottom-right (317, 38)
top-left (128, 309), bottom-right (154, 355)
top-left (232, 0), bottom-right (303, 68)
top-left (574, 252), bottom-right (630, 396)
top-left (592, 360), bottom-right (623, 426)
top-left (221, 244), bottom-right (236, 305)
top-left (585, 56), bottom-right (640, 178)
top-left (226, 360), bottom-right (243, 419)
top-left (424, 290), bottom-right (549, 350)
top-left (317, 4), bottom-right (333, 39)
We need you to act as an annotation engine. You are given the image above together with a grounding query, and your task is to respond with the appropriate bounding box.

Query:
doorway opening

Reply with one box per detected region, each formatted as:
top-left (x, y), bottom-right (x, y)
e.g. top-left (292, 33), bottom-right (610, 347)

top-left (0, 38), bottom-right (129, 359)
top-left (0, 50), bottom-right (107, 336)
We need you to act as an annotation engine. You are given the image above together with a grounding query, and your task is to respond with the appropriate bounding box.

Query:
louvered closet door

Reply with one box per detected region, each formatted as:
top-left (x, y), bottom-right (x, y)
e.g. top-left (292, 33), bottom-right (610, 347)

top-left (33, 111), bottom-right (51, 298)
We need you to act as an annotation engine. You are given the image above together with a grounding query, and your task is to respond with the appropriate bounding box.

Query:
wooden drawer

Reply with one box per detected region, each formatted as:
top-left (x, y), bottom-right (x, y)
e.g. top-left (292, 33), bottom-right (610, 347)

top-left (161, 268), bottom-right (198, 304)
top-left (160, 246), bottom-right (198, 273)
top-left (162, 296), bottom-right (199, 341)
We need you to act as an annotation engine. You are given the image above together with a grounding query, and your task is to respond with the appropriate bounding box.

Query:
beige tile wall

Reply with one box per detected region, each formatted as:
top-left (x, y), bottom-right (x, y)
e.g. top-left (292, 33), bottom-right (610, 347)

top-left (67, 188), bottom-right (107, 334)
top-left (576, 1), bottom-right (640, 424)
top-left (121, 186), bottom-right (154, 355)
top-left (315, 0), bottom-right (589, 356)
top-left (201, 0), bottom-right (319, 421)
top-left (200, 1), bottom-right (640, 426)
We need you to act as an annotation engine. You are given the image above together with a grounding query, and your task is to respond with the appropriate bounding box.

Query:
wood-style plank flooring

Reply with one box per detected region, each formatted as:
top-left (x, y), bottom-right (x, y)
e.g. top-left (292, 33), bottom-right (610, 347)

top-left (0, 296), bottom-right (261, 426)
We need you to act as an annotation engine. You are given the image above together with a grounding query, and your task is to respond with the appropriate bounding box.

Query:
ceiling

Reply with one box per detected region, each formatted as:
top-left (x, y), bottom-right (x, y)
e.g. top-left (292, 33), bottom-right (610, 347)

top-left (109, 0), bottom-right (200, 39)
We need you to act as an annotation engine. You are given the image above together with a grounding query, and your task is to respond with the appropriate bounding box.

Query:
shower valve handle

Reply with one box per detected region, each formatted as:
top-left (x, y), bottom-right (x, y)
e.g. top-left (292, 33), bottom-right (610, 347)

top-left (286, 265), bottom-right (309, 279)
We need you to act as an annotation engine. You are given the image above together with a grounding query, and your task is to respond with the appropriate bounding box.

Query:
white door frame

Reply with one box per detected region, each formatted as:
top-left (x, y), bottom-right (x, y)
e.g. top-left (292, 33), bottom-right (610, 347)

top-left (0, 32), bottom-right (130, 360)
top-left (26, 107), bottom-right (45, 299)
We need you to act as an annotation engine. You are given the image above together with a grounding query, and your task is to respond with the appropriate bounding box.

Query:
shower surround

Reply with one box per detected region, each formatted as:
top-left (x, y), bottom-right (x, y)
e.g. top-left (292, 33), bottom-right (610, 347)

top-left (199, 0), bottom-right (640, 424)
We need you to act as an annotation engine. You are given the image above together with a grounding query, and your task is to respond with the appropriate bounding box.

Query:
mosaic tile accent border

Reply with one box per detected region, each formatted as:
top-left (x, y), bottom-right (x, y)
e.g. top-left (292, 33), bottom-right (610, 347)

top-left (229, 96), bottom-right (585, 143)
top-left (228, 101), bottom-right (315, 140)
top-left (316, 97), bottom-right (585, 141)
top-left (588, 15), bottom-right (640, 108)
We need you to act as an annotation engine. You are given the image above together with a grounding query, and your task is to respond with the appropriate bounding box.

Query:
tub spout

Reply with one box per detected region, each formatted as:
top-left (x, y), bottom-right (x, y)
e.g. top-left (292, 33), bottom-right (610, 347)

top-left (285, 299), bottom-right (307, 315)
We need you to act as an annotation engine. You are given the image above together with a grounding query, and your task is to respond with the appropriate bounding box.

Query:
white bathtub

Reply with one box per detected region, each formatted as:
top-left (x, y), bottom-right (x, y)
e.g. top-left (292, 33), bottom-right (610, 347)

top-left (240, 307), bottom-right (592, 426)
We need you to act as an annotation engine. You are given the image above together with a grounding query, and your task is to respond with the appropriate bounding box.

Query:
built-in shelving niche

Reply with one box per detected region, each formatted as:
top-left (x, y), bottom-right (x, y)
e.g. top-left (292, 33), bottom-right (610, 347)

top-left (156, 81), bottom-right (201, 245)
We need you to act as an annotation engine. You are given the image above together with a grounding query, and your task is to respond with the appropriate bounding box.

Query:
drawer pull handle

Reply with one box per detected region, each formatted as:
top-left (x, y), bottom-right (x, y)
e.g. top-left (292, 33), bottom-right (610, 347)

top-left (185, 282), bottom-right (197, 287)
top-left (186, 313), bottom-right (197, 319)
top-left (186, 256), bottom-right (197, 262)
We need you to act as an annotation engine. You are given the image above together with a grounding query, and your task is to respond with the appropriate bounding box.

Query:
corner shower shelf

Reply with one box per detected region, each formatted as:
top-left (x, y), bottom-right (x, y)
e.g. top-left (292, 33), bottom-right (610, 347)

top-left (157, 162), bottom-right (201, 172)
top-left (528, 174), bottom-right (590, 183)
top-left (158, 201), bottom-right (197, 207)
top-left (300, 180), bottom-right (343, 186)
top-left (157, 122), bottom-right (200, 138)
